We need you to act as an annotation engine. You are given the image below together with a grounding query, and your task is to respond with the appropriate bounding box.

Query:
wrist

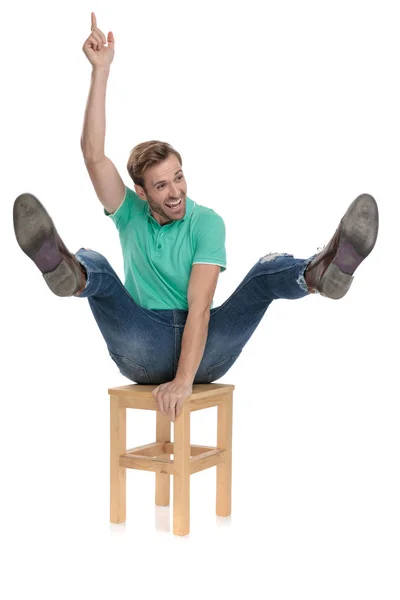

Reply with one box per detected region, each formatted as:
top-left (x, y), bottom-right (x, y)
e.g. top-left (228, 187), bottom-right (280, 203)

top-left (174, 374), bottom-right (194, 387)
top-left (92, 66), bottom-right (110, 76)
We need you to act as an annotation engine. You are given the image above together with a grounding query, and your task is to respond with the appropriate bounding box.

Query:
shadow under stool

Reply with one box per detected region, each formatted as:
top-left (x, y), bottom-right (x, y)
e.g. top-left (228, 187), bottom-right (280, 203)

top-left (109, 382), bottom-right (234, 536)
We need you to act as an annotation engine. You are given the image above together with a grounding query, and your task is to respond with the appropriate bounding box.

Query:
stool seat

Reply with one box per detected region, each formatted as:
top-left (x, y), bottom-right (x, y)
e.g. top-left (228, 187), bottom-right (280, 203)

top-left (109, 383), bottom-right (234, 536)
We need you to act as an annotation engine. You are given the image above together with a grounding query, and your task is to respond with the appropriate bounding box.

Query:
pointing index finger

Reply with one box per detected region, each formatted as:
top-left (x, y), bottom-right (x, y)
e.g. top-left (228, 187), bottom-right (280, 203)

top-left (91, 12), bottom-right (97, 30)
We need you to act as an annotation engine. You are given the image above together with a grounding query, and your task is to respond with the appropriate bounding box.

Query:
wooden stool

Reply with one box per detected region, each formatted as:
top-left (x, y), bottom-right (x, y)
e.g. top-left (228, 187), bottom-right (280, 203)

top-left (109, 382), bottom-right (234, 536)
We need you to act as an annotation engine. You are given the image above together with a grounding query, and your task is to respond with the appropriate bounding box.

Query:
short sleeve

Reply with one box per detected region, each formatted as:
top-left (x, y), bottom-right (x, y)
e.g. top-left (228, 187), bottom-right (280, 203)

top-left (192, 210), bottom-right (227, 272)
top-left (104, 185), bottom-right (146, 230)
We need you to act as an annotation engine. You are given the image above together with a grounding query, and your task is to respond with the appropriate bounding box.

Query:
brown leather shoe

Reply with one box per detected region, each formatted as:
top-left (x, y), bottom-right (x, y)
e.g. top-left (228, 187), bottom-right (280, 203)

top-left (305, 193), bottom-right (379, 299)
top-left (13, 193), bottom-right (87, 297)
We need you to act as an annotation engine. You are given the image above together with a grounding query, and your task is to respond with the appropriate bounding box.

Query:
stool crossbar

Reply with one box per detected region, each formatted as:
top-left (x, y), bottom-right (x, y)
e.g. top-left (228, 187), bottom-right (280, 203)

top-left (109, 383), bottom-right (234, 536)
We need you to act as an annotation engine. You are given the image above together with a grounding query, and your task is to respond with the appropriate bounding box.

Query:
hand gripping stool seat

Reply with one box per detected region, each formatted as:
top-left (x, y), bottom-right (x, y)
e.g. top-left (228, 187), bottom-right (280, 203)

top-left (109, 383), bottom-right (234, 536)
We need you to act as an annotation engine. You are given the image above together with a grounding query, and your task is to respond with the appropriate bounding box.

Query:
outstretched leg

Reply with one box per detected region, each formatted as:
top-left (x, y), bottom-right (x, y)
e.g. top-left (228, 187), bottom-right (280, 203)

top-left (194, 192), bottom-right (379, 383)
top-left (12, 193), bottom-right (177, 384)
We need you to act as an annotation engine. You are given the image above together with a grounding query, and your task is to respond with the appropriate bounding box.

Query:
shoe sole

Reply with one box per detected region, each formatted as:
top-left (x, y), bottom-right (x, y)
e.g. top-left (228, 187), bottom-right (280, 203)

top-left (13, 193), bottom-right (82, 297)
top-left (320, 193), bottom-right (379, 299)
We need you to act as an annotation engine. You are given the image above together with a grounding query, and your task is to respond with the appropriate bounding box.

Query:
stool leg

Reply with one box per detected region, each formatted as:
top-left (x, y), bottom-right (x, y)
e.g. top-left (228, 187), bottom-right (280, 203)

top-left (173, 403), bottom-right (191, 536)
top-left (216, 393), bottom-right (233, 517)
top-left (110, 395), bottom-right (126, 523)
top-left (155, 411), bottom-right (171, 506)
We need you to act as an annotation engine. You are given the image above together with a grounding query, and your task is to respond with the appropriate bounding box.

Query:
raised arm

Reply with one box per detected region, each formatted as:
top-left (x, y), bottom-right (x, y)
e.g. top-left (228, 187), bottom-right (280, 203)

top-left (80, 13), bottom-right (125, 214)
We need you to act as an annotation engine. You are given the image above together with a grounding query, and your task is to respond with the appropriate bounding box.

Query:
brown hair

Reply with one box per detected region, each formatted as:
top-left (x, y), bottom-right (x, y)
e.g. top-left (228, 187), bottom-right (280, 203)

top-left (126, 140), bottom-right (182, 190)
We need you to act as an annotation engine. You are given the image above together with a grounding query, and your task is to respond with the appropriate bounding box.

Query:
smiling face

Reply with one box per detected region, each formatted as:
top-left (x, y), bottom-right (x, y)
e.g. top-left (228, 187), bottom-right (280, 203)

top-left (134, 154), bottom-right (188, 225)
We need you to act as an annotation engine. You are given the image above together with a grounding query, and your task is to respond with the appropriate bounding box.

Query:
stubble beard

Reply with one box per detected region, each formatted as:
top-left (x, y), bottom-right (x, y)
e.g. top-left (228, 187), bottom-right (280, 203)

top-left (147, 194), bottom-right (185, 223)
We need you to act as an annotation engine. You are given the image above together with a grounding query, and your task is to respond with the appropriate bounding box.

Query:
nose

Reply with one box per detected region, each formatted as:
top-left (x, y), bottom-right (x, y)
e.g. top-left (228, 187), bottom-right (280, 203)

top-left (170, 182), bottom-right (181, 197)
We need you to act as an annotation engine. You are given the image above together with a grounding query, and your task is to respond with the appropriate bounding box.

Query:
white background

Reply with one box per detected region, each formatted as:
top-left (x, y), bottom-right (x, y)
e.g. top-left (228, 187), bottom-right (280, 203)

top-left (1, 1), bottom-right (399, 598)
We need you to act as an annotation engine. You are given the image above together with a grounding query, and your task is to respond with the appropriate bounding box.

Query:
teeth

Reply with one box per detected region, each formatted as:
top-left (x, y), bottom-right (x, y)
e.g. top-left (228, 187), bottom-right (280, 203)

top-left (167, 199), bottom-right (181, 207)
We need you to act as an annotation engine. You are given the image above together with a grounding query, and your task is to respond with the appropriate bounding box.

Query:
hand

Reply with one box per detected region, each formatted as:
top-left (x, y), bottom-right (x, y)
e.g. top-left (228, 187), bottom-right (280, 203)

top-left (152, 380), bottom-right (193, 422)
top-left (82, 12), bottom-right (115, 70)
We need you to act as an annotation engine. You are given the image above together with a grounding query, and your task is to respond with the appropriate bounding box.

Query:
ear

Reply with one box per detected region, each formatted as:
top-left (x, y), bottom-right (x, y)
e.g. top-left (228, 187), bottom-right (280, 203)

top-left (134, 184), bottom-right (147, 201)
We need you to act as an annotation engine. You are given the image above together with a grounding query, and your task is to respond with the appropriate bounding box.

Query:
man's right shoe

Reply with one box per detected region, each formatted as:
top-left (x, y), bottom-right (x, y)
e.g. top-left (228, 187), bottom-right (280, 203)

top-left (13, 193), bottom-right (87, 297)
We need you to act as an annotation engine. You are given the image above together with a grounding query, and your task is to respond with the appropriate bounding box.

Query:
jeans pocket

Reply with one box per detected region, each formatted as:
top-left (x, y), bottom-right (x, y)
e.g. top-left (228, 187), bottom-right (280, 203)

top-left (109, 351), bottom-right (150, 384)
top-left (206, 354), bottom-right (240, 383)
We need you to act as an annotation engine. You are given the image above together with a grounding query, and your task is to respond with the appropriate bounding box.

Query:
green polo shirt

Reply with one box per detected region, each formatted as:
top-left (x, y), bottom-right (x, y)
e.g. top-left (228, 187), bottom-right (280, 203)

top-left (104, 185), bottom-right (226, 310)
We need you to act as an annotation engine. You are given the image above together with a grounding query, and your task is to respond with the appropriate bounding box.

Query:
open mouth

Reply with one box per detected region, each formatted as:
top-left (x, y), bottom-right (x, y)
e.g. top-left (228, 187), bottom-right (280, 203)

top-left (165, 198), bottom-right (183, 211)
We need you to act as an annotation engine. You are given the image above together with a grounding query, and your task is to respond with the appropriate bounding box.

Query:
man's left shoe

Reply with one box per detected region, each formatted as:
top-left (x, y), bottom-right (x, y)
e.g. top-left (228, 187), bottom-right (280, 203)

top-left (305, 193), bottom-right (379, 299)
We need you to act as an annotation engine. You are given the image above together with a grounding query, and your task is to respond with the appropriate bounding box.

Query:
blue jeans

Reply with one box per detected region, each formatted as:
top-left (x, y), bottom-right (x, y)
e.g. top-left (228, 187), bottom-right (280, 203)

top-left (74, 249), bottom-right (317, 384)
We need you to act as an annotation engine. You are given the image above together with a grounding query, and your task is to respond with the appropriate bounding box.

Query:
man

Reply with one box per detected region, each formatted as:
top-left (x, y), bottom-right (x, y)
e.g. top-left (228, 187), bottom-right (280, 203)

top-left (12, 14), bottom-right (379, 423)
